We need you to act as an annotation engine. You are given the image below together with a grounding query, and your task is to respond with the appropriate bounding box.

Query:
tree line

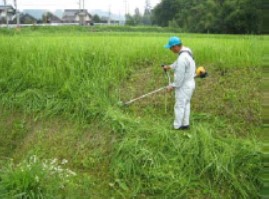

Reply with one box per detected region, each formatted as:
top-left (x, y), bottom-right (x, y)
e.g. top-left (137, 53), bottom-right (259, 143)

top-left (125, 0), bottom-right (266, 34)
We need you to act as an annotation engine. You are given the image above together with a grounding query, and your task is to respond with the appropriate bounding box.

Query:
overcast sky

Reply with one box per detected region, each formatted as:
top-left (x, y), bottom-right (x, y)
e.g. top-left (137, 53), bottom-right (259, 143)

top-left (2, 0), bottom-right (161, 15)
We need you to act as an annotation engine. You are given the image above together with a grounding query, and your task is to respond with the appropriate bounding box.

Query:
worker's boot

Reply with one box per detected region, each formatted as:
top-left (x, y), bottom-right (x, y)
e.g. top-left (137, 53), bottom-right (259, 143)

top-left (177, 125), bottom-right (190, 130)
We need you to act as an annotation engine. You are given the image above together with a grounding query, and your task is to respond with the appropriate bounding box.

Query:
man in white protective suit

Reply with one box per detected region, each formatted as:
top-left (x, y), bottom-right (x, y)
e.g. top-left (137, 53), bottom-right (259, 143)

top-left (163, 36), bottom-right (196, 130)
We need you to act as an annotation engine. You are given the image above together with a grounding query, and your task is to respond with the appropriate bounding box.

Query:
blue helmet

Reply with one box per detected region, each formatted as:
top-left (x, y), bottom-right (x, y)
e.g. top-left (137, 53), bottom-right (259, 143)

top-left (164, 36), bottom-right (182, 48)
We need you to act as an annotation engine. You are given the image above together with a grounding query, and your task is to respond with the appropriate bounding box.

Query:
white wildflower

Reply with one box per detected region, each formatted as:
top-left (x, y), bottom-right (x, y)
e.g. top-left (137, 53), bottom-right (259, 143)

top-left (65, 169), bottom-right (77, 176)
top-left (50, 158), bottom-right (58, 165)
top-left (61, 159), bottom-right (68, 165)
top-left (30, 155), bottom-right (37, 163)
top-left (56, 166), bottom-right (63, 173)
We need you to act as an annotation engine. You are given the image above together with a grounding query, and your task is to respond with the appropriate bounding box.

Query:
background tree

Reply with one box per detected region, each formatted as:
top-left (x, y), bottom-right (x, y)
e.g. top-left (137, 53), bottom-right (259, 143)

top-left (151, 0), bottom-right (263, 34)
top-left (219, 0), bottom-right (262, 34)
top-left (260, 0), bottom-right (268, 33)
top-left (152, 0), bottom-right (180, 27)
top-left (133, 8), bottom-right (143, 25)
top-left (92, 14), bottom-right (101, 23)
top-left (125, 14), bottom-right (135, 25)
top-left (143, 0), bottom-right (152, 25)
top-left (42, 12), bottom-right (53, 23)
top-left (125, 8), bottom-right (143, 26)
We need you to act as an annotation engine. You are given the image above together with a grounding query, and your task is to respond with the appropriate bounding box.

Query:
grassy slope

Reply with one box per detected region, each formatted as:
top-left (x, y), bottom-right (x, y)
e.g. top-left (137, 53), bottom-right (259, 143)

top-left (0, 26), bottom-right (268, 198)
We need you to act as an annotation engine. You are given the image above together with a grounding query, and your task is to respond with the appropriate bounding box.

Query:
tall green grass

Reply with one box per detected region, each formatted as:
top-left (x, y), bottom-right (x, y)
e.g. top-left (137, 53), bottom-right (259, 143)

top-left (0, 35), bottom-right (162, 119)
top-left (0, 32), bottom-right (266, 120)
top-left (111, 124), bottom-right (261, 198)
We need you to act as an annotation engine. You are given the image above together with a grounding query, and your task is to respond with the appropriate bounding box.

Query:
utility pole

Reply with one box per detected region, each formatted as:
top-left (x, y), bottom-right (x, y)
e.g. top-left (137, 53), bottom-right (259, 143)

top-left (78, 0), bottom-right (85, 25)
top-left (3, 0), bottom-right (8, 27)
top-left (83, 0), bottom-right (84, 11)
top-left (83, 0), bottom-right (85, 25)
top-left (14, 0), bottom-right (20, 27)
top-left (108, 5), bottom-right (111, 25)
top-left (123, 0), bottom-right (128, 16)
top-left (123, 0), bottom-right (128, 23)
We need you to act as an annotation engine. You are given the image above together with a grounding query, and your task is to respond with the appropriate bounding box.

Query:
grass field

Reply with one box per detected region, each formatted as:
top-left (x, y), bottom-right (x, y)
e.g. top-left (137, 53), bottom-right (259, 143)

top-left (0, 26), bottom-right (268, 198)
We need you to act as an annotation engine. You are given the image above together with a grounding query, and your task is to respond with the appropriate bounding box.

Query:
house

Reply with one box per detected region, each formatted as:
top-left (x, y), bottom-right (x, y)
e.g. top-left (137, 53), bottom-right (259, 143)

top-left (62, 9), bottom-right (92, 25)
top-left (22, 9), bottom-right (48, 20)
top-left (0, 5), bottom-right (16, 24)
top-left (20, 13), bottom-right (37, 24)
top-left (43, 12), bottom-right (62, 23)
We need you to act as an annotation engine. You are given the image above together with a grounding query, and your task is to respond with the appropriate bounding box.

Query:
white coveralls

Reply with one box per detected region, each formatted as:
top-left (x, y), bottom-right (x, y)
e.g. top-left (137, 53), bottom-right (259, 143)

top-left (170, 46), bottom-right (196, 129)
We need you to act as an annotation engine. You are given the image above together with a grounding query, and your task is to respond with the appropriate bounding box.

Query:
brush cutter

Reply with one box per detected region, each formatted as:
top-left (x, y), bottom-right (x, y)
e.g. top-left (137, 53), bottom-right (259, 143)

top-left (123, 65), bottom-right (171, 106)
top-left (122, 65), bottom-right (207, 106)
top-left (123, 86), bottom-right (168, 105)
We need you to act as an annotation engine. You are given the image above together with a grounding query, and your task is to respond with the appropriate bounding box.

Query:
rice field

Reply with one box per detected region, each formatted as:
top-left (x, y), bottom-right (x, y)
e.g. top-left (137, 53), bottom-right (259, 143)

top-left (0, 27), bottom-right (267, 198)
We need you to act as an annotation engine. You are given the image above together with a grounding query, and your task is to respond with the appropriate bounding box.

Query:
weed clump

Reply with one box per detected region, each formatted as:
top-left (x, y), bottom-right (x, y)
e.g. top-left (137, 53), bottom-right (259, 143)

top-left (0, 155), bottom-right (77, 198)
top-left (111, 125), bottom-right (261, 198)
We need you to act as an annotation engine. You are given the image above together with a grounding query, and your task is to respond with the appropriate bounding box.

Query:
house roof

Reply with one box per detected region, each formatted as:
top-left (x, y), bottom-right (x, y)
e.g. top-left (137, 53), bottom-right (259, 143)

top-left (20, 13), bottom-right (37, 21)
top-left (63, 9), bottom-right (91, 17)
top-left (0, 5), bottom-right (16, 13)
top-left (0, 5), bottom-right (14, 9)
top-left (46, 12), bottom-right (62, 22)
top-left (63, 9), bottom-right (78, 14)
top-left (62, 9), bottom-right (78, 21)
top-left (62, 9), bottom-right (91, 22)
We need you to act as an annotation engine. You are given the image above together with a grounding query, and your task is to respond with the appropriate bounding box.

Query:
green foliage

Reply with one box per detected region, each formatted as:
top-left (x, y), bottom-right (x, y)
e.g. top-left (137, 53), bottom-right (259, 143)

top-left (0, 28), bottom-right (266, 198)
top-left (152, 0), bottom-right (263, 34)
top-left (125, 0), bottom-right (153, 26)
top-left (111, 125), bottom-right (261, 198)
top-left (125, 14), bottom-right (136, 26)
top-left (0, 25), bottom-right (182, 35)
top-left (125, 8), bottom-right (144, 26)
top-left (0, 156), bottom-right (77, 198)
top-left (143, 0), bottom-right (152, 25)
top-left (92, 14), bottom-right (101, 23)
top-left (152, 0), bottom-right (180, 27)
top-left (0, 31), bottom-right (266, 123)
